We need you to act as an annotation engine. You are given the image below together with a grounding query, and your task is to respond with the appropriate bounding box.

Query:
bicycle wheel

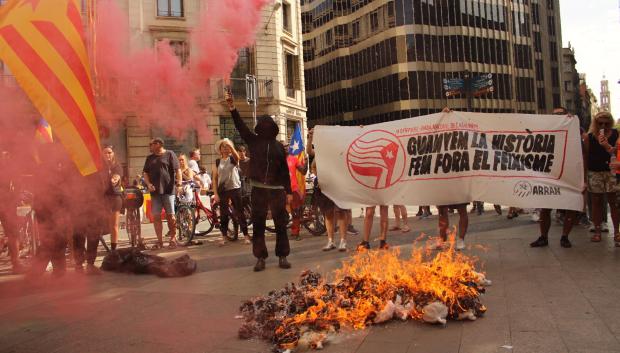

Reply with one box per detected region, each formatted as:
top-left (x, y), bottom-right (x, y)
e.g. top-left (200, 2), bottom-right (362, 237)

top-left (195, 205), bottom-right (215, 236)
top-left (176, 205), bottom-right (196, 246)
top-left (303, 205), bottom-right (326, 236)
top-left (126, 208), bottom-right (141, 247)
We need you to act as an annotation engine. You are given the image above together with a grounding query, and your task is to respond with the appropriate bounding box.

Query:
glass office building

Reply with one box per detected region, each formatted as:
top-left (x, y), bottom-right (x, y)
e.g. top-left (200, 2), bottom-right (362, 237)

top-left (301, 0), bottom-right (563, 126)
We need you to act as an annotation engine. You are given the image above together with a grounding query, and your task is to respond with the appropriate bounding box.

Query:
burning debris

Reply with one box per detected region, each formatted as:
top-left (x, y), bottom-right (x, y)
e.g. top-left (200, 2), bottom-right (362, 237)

top-left (238, 243), bottom-right (489, 352)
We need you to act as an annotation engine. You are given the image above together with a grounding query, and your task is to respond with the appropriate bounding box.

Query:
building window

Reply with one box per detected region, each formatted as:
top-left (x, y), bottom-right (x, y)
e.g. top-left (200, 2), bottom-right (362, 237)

top-left (547, 16), bottom-right (556, 36)
top-left (370, 10), bottom-right (379, 32)
top-left (549, 41), bottom-right (558, 62)
top-left (168, 40), bottom-right (189, 66)
top-left (157, 0), bottom-right (183, 17)
top-left (535, 60), bottom-right (544, 81)
top-left (533, 31), bottom-right (542, 52)
top-left (551, 67), bottom-right (560, 88)
top-left (532, 3), bottom-right (540, 25)
top-left (325, 29), bottom-right (333, 46)
top-left (352, 21), bottom-right (360, 40)
top-left (286, 120), bottom-right (299, 140)
top-left (282, 2), bottom-right (292, 33)
top-left (553, 93), bottom-right (561, 108)
top-left (219, 116), bottom-right (253, 147)
top-left (537, 88), bottom-right (546, 110)
top-left (284, 52), bottom-right (300, 98)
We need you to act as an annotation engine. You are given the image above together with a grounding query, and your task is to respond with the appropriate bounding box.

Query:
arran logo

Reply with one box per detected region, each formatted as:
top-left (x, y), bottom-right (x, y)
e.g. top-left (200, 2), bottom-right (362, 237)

top-left (346, 130), bottom-right (406, 189)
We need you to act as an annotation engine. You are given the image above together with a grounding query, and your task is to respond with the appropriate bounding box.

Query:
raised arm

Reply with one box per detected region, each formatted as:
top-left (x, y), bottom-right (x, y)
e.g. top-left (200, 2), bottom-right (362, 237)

top-left (226, 90), bottom-right (256, 144)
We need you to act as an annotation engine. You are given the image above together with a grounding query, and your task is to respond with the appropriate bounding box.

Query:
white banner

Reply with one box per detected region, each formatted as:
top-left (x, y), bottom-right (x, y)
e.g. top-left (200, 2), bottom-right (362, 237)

top-left (314, 111), bottom-right (584, 211)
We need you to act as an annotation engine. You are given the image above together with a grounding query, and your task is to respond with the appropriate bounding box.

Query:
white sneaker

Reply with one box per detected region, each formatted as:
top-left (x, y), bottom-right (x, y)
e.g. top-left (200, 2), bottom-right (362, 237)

top-left (338, 239), bottom-right (347, 252)
top-left (456, 238), bottom-right (466, 251)
top-left (430, 240), bottom-right (445, 250)
top-left (323, 240), bottom-right (335, 251)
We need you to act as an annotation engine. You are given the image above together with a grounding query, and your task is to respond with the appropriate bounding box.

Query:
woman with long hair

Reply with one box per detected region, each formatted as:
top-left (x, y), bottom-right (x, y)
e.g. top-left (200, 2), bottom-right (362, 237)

top-left (212, 138), bottom-right (250, 244)
top-left (584, 111), bottom-right (620, 245)
top-left (102, 145), bottom-right (123, 250)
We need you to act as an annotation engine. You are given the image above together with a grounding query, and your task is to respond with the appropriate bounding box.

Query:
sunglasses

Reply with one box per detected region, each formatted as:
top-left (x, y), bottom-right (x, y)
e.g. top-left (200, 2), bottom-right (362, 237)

top-left (597, 121), bottom-right (612, 127)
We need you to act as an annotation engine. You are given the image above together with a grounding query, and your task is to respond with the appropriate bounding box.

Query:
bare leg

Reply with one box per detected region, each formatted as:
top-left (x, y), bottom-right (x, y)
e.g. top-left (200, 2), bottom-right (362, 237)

top-left (591, 193), bottom-right (603, 239)
top-left (379, 205), bottom-right (388, 241)
top-left (153, 215), bottom-right (163, 245)
top-left (110, 211), bottom-right (120, 249)
top-left (606, 192), bottom-right (619, 235)
top-left (391, 205), bottom-right (401, 229)
top-left (456, 205), bottom-right (469, 240)
top-left (438, 206), bottom-right (449, 241)
top-left (363, 206), bottom-right (376, 242)
top-left (539, 209), bottom-right (551, 237)
top-left (323, 209), bottom-right (335, 243)
top-left (337, 210), bottom-right (347, 244)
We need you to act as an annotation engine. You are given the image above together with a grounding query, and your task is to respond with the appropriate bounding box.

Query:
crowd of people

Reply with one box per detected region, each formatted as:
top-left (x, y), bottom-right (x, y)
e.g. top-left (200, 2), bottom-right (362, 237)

top-left (1, 103), bottom-right (618, 276)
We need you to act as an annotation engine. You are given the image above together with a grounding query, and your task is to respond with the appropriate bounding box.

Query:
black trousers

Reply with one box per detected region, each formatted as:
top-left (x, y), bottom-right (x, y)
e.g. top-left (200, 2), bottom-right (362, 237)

top-left (73, 230), bottom-right (100, 266)
top-left (220, 188), bottom-right (249, 236)
top-left (251, 187), bottom-right (289, 259)
top-left (31, 218), bottom-right (67, 274)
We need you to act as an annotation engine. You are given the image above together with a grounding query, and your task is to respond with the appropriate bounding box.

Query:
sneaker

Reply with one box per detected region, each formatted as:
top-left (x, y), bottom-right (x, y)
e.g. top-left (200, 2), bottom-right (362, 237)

top-left (357, 241), bottom-right (370, 251)
top-left (388, 225), bottom-right (401, 231)
top-left (401, 225), bottom-right (411, 233)
top-left (347, 225), bottom-right (359, 236)
top-left (602, 224), bottom-right (609, 233)
top-left (338, 239), bottom-right (347, 252)
top-left (379, 240), bottom-right (389, 249)
top-left (456, 238), bottom-right (466, 250)
top-left (323, 240), bottom-right (336, 251)
top-left (253, 258), bottom-right (266, 272)
top-left (560, 236), bottom-right (572, 248)
top-left (530, 236), bottom-right (549, 247)
top-left (243, 237), bottom-right (252, 245)
top-left (278, 256), bottom-right (291, 269)
top-left (531, 212), bottom-right (540, 222)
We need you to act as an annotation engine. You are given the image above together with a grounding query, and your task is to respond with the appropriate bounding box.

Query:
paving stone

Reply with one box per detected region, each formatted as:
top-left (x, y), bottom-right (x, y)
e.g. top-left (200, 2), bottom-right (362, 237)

top-left (511, 330), bottom-right (568, 353)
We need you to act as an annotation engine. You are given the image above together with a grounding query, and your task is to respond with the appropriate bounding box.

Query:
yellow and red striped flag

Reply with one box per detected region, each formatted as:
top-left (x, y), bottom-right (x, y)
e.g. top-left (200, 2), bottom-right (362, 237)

top-left (0, 0), bottom-right (101, 175)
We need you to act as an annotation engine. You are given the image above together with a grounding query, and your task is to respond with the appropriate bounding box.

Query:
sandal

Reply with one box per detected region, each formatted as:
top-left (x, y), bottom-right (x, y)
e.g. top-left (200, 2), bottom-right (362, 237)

top-left (591, 234), bottom-right (602, 242)
top-left (401, 225), bottom-right (411, 233)
top-left (168, 239), bottom-right (178, 249)
top-left (151, 242), bottom-right (164, 250)
top-left (389, 226), bottom-right (401, 231)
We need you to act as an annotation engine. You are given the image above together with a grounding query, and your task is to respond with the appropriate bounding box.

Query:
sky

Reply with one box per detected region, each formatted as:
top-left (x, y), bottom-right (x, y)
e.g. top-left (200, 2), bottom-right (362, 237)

top-left (560, 0), bottom-right (620, 119)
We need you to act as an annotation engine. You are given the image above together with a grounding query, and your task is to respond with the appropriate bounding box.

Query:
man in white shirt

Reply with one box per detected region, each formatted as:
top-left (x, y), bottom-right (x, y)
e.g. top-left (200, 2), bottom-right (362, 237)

top-left (188, 148), bottom-right (201, 174)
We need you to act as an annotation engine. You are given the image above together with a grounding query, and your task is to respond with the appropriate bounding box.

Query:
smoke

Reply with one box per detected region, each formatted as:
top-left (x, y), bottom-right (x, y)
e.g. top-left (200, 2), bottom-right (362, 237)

top-left (94, 0), bottom-right (270, 139)
top-left (0, 0), bottom-right (269, 282)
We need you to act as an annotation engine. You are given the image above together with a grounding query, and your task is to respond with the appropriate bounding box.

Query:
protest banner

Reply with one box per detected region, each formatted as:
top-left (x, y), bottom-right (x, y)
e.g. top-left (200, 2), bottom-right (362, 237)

top-left (314, 111), bottom-right (584, 211)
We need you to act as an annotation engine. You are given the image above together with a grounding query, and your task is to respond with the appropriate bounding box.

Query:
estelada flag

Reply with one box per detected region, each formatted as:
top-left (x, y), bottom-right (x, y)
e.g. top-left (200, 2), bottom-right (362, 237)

top-left (288, 123), bottom-right (306, 197)
top-left (35, 117), bottom-right (53, 143)
top-left (0, 0), bottom-right (101, 175)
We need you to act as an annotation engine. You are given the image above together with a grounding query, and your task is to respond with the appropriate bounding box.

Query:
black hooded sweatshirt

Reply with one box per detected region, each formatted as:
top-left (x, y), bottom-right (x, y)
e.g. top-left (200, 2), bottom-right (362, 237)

top-left (231, 109), bottom-right (292, 194)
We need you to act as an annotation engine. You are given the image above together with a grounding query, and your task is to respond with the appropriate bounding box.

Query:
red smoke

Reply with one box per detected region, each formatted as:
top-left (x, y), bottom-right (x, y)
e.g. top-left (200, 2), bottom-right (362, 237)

top-left (93, 0), bottom-right (269, 139)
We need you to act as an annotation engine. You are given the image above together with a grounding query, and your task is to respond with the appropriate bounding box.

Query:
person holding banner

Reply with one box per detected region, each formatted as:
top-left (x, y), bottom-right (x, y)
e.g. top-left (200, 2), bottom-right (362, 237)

top-left (530, 108), bottom-right (582, 248)
top-left (434, 204), bottom-right (468, 250)
top-left (359, 205), bottom-right (389, 250)
top-left (584, 111), bottom-right (620, 245)
top-left (390, 205), bottom-right (410, 232)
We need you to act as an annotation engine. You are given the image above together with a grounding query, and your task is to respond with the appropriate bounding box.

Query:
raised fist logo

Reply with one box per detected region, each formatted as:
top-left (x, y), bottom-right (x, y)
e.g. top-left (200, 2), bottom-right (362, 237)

top-left (346, 130), bottom-right (406, 189)
top-left (513, 181), bottom-right (532, 198)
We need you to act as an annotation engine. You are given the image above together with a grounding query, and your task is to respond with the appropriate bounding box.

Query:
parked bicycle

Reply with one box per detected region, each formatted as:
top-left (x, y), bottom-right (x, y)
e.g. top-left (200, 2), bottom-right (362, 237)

top-left (2, 190), bottom-right (40, 260)
top-left (123, 187), bottom-right (145, 249)
top-left (175, 181), bottom-right (239, 246)
top-left (264, 188), bottom-right (326, 236)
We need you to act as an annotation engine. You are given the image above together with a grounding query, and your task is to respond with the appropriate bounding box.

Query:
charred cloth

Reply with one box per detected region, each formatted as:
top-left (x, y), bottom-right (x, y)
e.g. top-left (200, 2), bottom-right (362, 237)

top-left (101, 247), bottom-right (197, 277)
top-left (238, 247), bottom-right (489, 352)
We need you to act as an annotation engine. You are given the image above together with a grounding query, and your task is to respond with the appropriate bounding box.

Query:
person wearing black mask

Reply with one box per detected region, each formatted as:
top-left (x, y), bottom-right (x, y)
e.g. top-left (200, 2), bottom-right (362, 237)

top-left (226, 91), bottom-right (293, 271)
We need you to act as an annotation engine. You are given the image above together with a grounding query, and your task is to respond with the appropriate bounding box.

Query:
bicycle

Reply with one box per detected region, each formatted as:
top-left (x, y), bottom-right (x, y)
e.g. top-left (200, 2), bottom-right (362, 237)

top-left (264, 188), bottom-right (326, 236)
top-left (123, 187), bottom-right (145, 249)
top-left (175, 181), bottom-right (239, 246)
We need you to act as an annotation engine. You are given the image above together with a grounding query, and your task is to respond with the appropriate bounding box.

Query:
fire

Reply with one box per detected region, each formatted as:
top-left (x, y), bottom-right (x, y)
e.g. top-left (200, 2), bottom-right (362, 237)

top-left (238, 231), bottom-right (489, 352)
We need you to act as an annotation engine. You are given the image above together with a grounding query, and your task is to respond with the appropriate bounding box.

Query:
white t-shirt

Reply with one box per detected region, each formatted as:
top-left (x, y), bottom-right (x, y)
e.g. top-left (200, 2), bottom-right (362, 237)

top-left (188, 159), bottom-right (200, 174)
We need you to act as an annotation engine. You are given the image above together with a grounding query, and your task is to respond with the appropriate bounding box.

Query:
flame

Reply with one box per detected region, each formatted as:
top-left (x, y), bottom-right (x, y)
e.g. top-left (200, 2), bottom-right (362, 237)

top-left (239, 229), bottom-right (488, 351)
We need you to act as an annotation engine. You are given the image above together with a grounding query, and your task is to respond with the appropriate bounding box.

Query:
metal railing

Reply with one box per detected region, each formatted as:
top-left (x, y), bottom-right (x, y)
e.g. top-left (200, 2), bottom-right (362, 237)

top-left (214, 77), bottom-right (274, 100)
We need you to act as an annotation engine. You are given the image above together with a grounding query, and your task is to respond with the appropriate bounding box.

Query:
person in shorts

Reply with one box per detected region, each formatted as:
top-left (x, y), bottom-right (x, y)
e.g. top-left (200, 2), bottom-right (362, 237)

top-left (584, 111), bottom-right (619, 245)
top-left (143, 138), bottom-right (182, 249)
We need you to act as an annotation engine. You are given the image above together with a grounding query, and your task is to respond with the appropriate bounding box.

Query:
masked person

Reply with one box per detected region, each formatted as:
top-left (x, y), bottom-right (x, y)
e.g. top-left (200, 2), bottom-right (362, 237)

top-left (226, 91), bottom-right (292, 271)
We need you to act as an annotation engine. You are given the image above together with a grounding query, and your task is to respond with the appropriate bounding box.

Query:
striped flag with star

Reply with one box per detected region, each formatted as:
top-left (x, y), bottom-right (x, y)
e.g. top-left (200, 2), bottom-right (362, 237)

top-left (0, 0), bottom-right (101, 175)
top-left (288, 123), bottom-right (306, 197)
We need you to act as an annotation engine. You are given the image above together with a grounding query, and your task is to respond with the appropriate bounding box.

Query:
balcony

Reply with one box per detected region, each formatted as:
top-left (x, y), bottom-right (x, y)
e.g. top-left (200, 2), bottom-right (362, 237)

top-left (214, 77), bottom-right (274, 101)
